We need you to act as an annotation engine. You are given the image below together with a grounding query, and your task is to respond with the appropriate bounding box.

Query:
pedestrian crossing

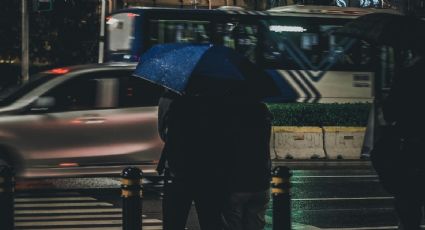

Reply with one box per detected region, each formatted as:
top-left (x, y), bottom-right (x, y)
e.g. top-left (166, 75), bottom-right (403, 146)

top-left (14, 192), bottom-right (162, 230)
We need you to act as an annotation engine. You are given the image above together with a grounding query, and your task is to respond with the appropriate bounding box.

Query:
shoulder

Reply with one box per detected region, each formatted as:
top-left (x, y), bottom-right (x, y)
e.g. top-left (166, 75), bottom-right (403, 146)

top-left (258, 102), bottom-right (274, 121)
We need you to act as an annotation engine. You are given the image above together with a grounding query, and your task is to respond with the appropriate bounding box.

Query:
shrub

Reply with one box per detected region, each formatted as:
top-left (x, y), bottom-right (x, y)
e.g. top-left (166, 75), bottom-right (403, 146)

top-left (266, 103), bottom-right (371, 126)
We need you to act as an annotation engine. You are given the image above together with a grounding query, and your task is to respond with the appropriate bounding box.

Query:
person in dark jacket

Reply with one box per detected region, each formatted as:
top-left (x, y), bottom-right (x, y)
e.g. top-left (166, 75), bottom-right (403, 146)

top-left (222, 99), bottom-right (273, 230)
top-left (158, 90), bottom-right (228, 230)
top-left (158, 81), bottom-right (274, 230)
top-left (374, 55), bottom-right (425, 230)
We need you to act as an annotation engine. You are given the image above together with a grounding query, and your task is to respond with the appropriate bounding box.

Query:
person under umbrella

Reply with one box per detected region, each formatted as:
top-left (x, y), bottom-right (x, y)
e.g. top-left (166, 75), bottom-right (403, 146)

top-left (378, 55), bottom-right (425, 230)
top-left (336, 13), bottom-right (425, 229)
top-left (135, 43), bottom-right (279, 230)
top-left (158, 91), bottom-right (273, 230)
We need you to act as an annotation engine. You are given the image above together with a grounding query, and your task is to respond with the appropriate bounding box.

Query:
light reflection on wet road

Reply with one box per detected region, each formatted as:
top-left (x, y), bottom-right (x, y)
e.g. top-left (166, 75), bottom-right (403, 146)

top-left (15, 160), bottom-right (425, 229)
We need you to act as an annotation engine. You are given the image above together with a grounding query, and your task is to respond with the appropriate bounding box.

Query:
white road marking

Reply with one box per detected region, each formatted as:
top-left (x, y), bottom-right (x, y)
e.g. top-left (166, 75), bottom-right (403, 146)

top-left (293, 197), bottom-right (393, 201)
top-left (292, 175), bottom-right (378, 178)
top-left (20, 228), bottom-right (122, 230)
top-left (15, 220), bottom-right (123, 227)
top-left (14, 194), bottom-right (163, 229)
top-left (15, 208), bottom-right (122, 214)
top-left (321, 225), bottom-right (425, 230)
top-left (15, 202), bottom-right (113, 208)
top-left (144, 226), bottom-right (163, 230)
top-left (15, 197), bottom-right (97, 202)
top-left (15, 214), bottom-right (122, 220)
top-left (144, 219), bottom-right (163, 224)
top-left (15, 219), bottom-right (162, 227)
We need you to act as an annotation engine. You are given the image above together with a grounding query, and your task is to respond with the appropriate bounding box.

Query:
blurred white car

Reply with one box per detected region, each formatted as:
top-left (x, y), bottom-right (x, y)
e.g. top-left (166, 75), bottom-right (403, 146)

top-left (0, 63), bottom-right (164, 178)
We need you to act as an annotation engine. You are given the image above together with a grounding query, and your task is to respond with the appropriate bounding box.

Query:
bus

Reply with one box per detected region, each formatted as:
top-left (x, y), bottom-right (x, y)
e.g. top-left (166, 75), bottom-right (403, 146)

top-left (105, 5), bottom-right (401, 103)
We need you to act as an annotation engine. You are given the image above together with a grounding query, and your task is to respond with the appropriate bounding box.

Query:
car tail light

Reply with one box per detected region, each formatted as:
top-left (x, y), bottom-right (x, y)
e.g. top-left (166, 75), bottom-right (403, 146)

top-left (48, 68), bottom-right (70, 75)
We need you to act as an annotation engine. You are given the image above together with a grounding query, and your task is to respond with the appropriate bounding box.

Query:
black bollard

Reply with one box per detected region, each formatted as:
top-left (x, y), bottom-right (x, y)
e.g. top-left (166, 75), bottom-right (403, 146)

top-left (0, 165), bottom-right (14, 230)
top-left (121, 167), bottom-right (143, 230)
top-left (272, 166), bottom-right (292, 230)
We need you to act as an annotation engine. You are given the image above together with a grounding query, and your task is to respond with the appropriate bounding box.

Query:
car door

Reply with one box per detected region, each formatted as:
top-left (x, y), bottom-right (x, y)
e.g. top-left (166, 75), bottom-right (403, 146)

top-left (111, 71), bottom-right (164, 165)
top-left (21, 69), bottom-right (162, 170)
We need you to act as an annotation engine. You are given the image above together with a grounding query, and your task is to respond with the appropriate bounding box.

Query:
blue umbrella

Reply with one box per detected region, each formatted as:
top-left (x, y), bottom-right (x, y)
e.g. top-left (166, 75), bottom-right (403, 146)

top-left (133, 43), bottom-right (278, 97)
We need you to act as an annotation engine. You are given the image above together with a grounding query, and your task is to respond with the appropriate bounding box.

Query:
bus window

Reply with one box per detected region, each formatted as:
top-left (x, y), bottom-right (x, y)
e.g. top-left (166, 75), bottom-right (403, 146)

top-left (149, 20), bottom-right (211, 45)
top-left (107, 13), bottom-right (136, 53)
top-left (104, 7), bottom-right (403, 103)
top-left (215, 22), bottom-right (259, 63)
top-left (260, 18), bottom-right (374, 71)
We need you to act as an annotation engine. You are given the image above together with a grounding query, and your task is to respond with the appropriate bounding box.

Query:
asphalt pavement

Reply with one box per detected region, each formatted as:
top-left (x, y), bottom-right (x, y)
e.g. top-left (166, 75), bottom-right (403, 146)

top-left (13, 160), bottom-right (425, 229)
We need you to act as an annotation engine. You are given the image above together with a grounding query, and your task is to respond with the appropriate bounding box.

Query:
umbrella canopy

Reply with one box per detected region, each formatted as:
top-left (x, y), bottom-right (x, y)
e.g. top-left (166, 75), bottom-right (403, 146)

top-left (335, 13), bottom-right (425, 53)
top-left (133, 43), bottom-right (279, 98)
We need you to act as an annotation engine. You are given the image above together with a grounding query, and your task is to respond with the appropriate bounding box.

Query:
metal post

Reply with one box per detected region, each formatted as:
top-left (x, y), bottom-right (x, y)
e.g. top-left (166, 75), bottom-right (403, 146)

top-left (21, 0), bottom-right (30, 84)
top-left (0, 166), bottom-right (14, 230)
top-left (121, 167), bottom-right (143, 230)
top-left (272, 166), bottom-right (292, 230)
top-left (98, 0), bottom-right (106, 64)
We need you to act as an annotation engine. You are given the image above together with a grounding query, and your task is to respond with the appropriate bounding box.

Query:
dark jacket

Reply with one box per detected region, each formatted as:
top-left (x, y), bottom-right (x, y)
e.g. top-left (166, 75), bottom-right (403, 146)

top-left (372, 56), bottom-right (425, 197)
top-left (158, 93), bottom-right (231, 182)
top-left (226, 101), bottom-right (273, 192)
top-left (382, 56), bottom-right (425, 170)
top-left (383, 57), bottom-right (425, 138)
top-left (158, 92), bottom-right (273, 191)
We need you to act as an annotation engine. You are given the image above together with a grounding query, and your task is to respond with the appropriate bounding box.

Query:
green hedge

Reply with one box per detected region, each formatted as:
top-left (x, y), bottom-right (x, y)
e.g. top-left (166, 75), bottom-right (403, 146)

top-left (266, 103), bottom-right (371, 127)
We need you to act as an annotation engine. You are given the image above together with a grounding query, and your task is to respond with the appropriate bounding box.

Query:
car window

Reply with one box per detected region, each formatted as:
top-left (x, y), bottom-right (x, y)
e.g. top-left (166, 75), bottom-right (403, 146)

top-left (118, 75), bottom-right (164, 107)
top-left (43, 76), bottom-right (98, 111)
top-left (0, 74), bottom-right (55, 107)
top-left (40, 70), bottom-right (163, 112)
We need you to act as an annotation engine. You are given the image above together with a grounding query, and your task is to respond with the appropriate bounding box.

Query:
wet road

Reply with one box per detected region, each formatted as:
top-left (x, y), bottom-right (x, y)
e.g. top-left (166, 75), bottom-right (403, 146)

top-left (14, 160), bottom-right (425, 229)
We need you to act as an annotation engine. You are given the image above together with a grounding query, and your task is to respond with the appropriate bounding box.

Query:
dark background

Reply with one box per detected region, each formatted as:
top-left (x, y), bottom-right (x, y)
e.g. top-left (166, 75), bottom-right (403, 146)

top-left (1, 0), bottom-right (424, 87)
top-left (0, 0), bottom-right (100, 87)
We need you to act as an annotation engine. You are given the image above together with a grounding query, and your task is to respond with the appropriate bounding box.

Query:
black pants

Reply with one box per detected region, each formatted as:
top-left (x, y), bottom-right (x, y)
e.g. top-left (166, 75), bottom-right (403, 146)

top-left (394, 196), bottom-right (424, 230)
top-left (162, 177), bottom-right (224, 230)
top-left (222, 189), bottom-right (270, 230)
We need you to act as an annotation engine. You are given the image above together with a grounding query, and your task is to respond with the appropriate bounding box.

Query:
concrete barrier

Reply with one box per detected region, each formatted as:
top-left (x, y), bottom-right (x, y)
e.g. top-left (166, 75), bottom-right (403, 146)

top-left (272, 126), bottom-right (325, 159)
top-left (323, 127), bottom-right (366, 159)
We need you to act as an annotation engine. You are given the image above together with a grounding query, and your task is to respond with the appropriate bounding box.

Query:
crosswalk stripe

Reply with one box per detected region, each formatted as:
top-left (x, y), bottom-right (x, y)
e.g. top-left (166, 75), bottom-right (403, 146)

top-left (144, 227), bottom-right (163, 230)
top-left (16, 202), bottom-right (113, 208)
top-left (19, 228), bottom-right (162, 230)
top-left (15, 214), bottom-right (122, 221)
top-left (20, 228), bottom-right (122, 230)
top-left (16, 219), bottom-right (162, 227)
top-left (15, 215), bottom-right (162, 224)
top-left (16, 220), bottom-right (122, 227)
top-left (15, 208), bottom-right (122, 215)
top-left (14, 193), bottom-right (163, 229)
top-left (144, 219), bottom-right (162, 224)
top-left (15, 197), bottom-right (97, 202)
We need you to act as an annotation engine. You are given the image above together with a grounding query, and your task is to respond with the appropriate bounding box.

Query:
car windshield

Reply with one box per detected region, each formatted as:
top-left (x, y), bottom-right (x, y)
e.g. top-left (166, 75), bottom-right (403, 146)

top-left (0, 73), bottom-right (55, 107)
